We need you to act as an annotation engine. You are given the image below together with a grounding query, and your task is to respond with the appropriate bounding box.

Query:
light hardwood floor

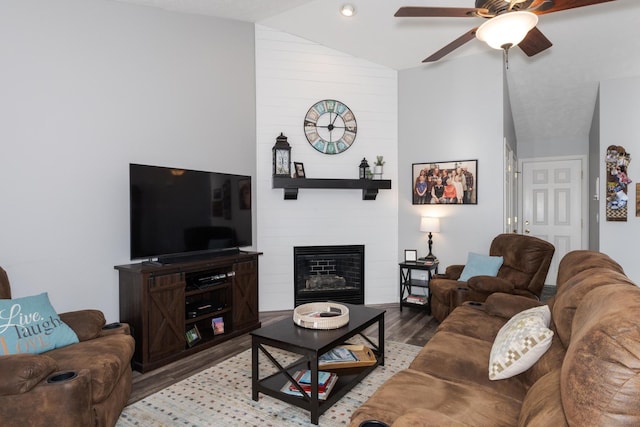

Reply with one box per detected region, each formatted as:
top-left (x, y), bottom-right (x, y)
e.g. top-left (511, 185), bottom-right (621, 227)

top-left (128, 303), bottom-right (438, 404)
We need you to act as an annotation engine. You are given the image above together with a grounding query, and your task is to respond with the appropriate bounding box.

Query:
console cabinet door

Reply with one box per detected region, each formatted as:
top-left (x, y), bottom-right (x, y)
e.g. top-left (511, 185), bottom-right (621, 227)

top-left (232, 260), bottom-right (258, 329)
top-left (147, 273), bottom-right (185, 361)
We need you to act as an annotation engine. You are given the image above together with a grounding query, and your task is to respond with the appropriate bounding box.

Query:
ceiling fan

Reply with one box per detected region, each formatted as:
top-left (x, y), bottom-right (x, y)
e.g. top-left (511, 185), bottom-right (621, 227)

top-left (395, 0), bottom-right (616, 63)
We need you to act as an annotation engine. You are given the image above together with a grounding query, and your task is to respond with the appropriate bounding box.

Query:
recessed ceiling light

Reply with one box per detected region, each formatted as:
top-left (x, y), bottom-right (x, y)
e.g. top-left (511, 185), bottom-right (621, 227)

top-left (340, 4), bottom-right (356, 17)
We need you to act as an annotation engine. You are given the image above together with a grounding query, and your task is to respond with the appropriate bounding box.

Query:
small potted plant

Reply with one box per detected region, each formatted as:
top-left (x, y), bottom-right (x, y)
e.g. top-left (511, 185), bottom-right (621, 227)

top-left (373, 156), bottom-right (385, 179)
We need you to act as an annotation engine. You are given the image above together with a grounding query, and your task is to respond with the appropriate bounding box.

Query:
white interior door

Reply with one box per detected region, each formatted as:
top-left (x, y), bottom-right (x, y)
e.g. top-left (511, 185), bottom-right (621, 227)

top-left (520, 157), bottom-right (585, 286)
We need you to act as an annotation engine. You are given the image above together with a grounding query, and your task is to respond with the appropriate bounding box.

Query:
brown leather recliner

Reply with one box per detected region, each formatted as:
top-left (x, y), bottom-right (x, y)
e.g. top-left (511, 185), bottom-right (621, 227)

top-left (429, 234), bottom-right (555, 322)
top-left (0, 266), bottom-right (135, 427)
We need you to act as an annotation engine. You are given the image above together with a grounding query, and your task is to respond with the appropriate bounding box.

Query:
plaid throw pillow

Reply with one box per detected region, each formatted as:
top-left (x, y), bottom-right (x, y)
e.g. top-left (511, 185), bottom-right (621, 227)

top-left (489, 305), bottom-right (554, 380)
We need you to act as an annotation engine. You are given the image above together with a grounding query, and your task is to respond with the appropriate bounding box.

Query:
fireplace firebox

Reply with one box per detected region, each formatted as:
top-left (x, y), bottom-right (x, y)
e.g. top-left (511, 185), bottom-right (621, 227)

top-left (294, 245), bottom-right (364, 306)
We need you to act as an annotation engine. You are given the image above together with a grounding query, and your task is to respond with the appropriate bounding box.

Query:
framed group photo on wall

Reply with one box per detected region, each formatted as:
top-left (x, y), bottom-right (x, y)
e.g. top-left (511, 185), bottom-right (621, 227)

top-left (412, 160), bottom-right (477, 205)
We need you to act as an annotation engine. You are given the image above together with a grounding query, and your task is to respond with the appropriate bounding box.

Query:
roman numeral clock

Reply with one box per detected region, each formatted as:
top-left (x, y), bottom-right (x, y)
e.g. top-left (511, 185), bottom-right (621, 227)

top-left (303, 99), bottom-right (357, 154)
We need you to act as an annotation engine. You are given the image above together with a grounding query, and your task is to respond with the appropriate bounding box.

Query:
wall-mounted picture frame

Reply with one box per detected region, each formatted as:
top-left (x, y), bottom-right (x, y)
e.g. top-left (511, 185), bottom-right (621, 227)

top-left (294, 162), bottom-right (306, 178)
top-left (404, 249), bottom-right (418, 262)
top-left (185, 325), bottom-right (201, 347)
top-left (412, 159), bottom-right (477, 205)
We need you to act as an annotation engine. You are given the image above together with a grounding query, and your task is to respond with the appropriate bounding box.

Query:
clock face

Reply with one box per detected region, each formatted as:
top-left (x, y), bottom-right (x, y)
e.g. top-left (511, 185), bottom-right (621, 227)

top-left (304, 99), bottom-right (357, 155)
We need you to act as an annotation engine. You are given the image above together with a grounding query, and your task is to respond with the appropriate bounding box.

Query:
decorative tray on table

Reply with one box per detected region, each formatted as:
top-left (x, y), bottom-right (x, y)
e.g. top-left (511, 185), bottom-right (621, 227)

top-left (293, 302), bottom-right (349, 330)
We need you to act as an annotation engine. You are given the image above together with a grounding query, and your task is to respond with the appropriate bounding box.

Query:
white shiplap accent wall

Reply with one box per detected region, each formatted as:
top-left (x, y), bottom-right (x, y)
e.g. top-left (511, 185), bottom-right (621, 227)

top-left (255, 25), bottom-right (398, 310)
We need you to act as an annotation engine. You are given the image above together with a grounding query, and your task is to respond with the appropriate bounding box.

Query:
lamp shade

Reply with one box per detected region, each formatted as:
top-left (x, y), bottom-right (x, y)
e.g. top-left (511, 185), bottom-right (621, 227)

top-left (476, 11), bottom-right (538, 50)
top-left (420, 216), bottom-right (441, 233)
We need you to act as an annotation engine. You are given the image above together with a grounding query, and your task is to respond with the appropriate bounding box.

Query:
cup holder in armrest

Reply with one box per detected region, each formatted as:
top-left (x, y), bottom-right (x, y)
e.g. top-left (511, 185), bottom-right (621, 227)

top-left (102, 322), bottom-right (122, 330)
top-left (359, 421), bottom-right (389, 427)
top-left (47, 371), bottom-right (78, 384)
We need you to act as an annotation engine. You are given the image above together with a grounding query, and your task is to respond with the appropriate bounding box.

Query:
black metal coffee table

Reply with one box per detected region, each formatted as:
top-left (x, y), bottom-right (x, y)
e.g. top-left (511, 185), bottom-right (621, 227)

top-left (251, 302), bottom-right (385, 424)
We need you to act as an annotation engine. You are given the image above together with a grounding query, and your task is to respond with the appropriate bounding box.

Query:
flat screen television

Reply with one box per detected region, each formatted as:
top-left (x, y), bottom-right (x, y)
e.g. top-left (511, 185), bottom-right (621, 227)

top-left (129, 163), bottom-right (252, 263)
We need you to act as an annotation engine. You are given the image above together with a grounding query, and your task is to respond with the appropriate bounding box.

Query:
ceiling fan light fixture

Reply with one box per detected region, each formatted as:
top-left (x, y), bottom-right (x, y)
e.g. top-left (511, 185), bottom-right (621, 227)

top-left (476, 11), bottom-right (538, 50)
top-left (340, 4), bottom-right (356, 17)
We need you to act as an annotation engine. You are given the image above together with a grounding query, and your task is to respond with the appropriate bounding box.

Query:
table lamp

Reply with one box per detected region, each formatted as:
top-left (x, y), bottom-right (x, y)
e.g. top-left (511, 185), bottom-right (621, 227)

top-left (420, 216), bottom-right (440, 262)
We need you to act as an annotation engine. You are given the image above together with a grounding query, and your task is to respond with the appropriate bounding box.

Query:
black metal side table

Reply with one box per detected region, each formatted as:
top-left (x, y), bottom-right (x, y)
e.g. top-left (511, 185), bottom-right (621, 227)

top-left (399, 261), bottom-right (439, 314)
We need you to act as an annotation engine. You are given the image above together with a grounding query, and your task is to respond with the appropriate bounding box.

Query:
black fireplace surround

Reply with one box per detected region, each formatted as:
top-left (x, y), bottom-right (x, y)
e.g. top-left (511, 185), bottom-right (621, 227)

top-left (294, 245), bottom-right (364, 306)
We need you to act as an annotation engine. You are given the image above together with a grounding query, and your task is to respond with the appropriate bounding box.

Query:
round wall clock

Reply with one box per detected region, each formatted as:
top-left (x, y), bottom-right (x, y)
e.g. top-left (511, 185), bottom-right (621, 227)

top-left (303, 99), bottom-right (357, 155)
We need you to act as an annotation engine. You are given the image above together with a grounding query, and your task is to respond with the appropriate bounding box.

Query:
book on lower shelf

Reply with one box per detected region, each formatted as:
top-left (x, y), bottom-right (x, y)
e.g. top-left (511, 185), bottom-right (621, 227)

top-left (405, 294), bottom-right (427, 305)
top-left (281, 370), bottom-right (338, 399)
top-left (211, 316), bottom-right (225, 335)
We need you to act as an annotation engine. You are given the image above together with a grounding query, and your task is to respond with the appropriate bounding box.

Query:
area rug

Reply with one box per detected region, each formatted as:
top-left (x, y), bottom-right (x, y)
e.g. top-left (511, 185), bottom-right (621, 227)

top-left (117, 340), bottom-right (421, 426)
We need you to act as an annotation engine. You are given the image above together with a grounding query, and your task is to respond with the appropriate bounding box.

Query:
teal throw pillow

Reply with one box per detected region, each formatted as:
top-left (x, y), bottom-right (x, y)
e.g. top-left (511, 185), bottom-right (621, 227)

top-left (0, 292), bottom-right (79, 355)
top-left (459, 252), bottom-right (504, 282)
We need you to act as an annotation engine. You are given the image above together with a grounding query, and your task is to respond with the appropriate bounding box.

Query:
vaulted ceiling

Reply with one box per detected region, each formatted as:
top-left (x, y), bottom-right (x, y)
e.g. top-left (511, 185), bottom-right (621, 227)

top-left (112, 0), bottom-right (640, 148)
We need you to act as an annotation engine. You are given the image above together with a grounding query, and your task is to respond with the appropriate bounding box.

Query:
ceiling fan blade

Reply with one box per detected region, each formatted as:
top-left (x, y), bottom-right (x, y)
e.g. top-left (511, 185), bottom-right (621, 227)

top-left (395, 7), bottom-right (488, 18)
top-left (423, 28), bottom-right (478, 63)
top-left (531, 0), bottom-right (615, 15)
top-left (518, 27), bottom-right (553, 57)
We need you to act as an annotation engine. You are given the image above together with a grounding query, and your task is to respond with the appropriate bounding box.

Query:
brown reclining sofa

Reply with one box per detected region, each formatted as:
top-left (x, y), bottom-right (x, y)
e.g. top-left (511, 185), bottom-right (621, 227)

top-left (0, 267), bottom-right (135, 427)
top-left (350, 250), bottom-right (640, 426)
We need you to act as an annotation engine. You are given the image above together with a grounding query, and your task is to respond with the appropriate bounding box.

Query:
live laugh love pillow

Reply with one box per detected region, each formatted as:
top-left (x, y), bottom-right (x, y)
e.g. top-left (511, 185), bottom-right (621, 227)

top-left (0, 292), bottom-right (78, 355)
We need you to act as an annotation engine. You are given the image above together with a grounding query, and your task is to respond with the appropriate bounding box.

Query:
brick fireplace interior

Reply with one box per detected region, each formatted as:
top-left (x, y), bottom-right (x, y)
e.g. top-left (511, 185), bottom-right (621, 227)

top-left (293, 245), bottom-right (364, 306)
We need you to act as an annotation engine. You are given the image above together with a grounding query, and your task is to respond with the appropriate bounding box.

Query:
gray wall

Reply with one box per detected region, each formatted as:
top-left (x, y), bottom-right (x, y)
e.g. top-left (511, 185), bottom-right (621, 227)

top-left (503, 66), bottom-right (517, 157)
top-left (398, 54), bottom-right (506, 268)
top-left (588, 91), bottom-right (601, 251)
top-left (0, 0), bottom-right (256, 321)
top-left (599, 74), bottom-right (640, 283)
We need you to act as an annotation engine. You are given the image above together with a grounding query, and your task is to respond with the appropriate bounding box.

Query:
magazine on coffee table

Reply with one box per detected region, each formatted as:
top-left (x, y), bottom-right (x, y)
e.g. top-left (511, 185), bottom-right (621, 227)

top-left (318, 344), bottom-right (377, 370)
top-left (319, 347), bottom-right (358, 363)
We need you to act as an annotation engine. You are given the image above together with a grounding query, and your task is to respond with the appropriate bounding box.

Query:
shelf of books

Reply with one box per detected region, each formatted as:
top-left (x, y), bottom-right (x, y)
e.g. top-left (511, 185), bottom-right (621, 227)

top-left (260, 344), bottom-right (379, 406)
top-left (281, 370), bottom-right (338, 400)
top-left (404, 294), bottom-right (428, 306)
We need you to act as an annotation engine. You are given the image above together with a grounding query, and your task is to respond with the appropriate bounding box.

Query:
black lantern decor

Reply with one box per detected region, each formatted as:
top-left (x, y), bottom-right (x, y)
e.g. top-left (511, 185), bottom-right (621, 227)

top-left (272, 133), bottom-right (291, 177)
top-left (359, 157), bottom-right (370, 179)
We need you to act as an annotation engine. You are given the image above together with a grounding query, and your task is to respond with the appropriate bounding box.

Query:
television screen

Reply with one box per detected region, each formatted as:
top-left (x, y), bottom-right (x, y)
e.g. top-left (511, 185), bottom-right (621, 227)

top-left (130, 163), bottom-right (252, 261)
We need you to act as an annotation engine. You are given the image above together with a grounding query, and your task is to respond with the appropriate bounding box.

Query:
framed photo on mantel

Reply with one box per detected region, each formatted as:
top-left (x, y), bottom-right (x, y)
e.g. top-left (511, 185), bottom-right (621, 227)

top-left (412, 159), bottom-right (477, 205)
top-left (294, 162), bottom-right (306, 178)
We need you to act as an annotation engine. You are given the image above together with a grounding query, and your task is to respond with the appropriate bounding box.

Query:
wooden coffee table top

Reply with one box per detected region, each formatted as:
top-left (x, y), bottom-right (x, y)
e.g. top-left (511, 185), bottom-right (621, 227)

top-left (251, 302), bottom-right (385, 352)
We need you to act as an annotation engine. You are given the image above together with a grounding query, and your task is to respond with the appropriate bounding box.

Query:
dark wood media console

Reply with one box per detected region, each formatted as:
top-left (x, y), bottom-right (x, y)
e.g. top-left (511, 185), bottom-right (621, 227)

top-left (115, 251), bottom-right (261, 372)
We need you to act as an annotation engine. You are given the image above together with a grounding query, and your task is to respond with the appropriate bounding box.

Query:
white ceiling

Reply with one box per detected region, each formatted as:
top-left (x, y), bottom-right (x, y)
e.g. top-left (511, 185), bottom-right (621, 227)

top-left (111, 0), bottom-right (640, 146)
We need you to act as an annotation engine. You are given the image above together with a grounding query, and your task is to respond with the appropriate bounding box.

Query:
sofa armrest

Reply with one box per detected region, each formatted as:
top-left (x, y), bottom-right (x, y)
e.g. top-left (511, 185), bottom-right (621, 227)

top-left (59, 309), bottom-right (105, 341)
top-left (467, 276), bottom-right (515, 293)
top-left (484, 292), bottom-right (543, 318)
top-left (0, 368), bottom-right (93, 427)
top-left (0, 354), bottom-right (57, 396)
top-left (98, 322), bottom-right (132, 337)
top-left (435, 264), bottom-right (464, 280)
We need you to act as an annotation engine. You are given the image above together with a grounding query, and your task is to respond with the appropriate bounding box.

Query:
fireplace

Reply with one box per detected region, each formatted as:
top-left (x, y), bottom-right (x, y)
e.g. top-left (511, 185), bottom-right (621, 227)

top-left (294, 245), bottom-right (364, 306)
